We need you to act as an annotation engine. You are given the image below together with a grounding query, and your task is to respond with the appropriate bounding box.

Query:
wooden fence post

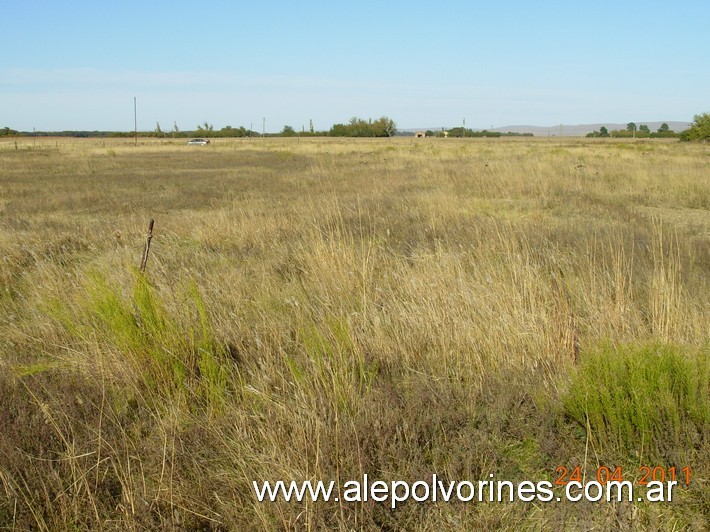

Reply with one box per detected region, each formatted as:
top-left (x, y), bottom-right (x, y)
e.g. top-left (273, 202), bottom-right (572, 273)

top-left (140, 219), bottom-right (155, 272)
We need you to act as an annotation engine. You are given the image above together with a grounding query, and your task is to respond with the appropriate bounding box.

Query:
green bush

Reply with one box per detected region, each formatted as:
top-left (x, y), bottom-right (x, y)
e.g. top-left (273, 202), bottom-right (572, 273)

top-left (680, 112), bottom-right (710, 142)
top-left (563, 343), bottom-right (709, 463)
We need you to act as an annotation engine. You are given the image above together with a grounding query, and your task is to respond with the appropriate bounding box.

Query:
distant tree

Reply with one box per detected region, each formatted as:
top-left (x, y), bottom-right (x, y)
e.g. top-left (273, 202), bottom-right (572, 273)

top-left (372, 116), bottom-right (397, 137)
top-left (651, 122), bottom-right (676, 138)
top-left (635, 124), bottom-right (650, 138)
top-left (328, 116), bottom-right (396, 137)
top-left (349, 117), bottom-right (370, 137)
top-left (281, 125), bottom-right (296, 137)
top-left (329, 123), bottom-right (349, 136)
top-left (2, 126), bottom-right (22, 136)
top-left (626, 122), bottom-right (637, 133)
top-left (309, 119), bottom-right (314, 135)
top-left (196, 122), bottom-right (214, 137)
top-left (681, 112), bottom-right (710, 142)
top-left (154, 122), bottom-right (163, 137)
top-left (587, 126), bottom-right (609, 138)
top-left (446, 127), bottom-right (468, 137)
top-left (383, 117), bottom-right (397, 137)
top-left (611, 128), bottom-right (632, 138)
top-left (218, 125), bottom-right (249, 137)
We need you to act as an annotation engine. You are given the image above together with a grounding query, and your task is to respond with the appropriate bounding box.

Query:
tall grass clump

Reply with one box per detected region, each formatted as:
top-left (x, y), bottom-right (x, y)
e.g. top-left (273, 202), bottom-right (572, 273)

top-left (290, 318), bottom-right (378, 414)
top-left (46, 269), bottom-right (230, 412)
top-left (563, 343), bottom-right (709, 463)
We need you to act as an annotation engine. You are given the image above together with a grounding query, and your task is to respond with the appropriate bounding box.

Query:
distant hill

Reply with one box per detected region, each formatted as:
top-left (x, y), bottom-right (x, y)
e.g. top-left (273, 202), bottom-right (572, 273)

top-left (403, 121), bottom-right (691, 137)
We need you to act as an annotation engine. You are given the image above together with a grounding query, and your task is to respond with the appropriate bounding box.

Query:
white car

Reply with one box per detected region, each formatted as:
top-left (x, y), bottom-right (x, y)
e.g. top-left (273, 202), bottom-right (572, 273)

top-left (187, 138), bottom-right (210, 145)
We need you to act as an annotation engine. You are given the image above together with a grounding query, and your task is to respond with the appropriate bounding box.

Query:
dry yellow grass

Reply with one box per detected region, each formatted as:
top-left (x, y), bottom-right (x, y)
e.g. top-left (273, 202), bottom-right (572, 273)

top-left (1, 136), bottom-right (708, 529)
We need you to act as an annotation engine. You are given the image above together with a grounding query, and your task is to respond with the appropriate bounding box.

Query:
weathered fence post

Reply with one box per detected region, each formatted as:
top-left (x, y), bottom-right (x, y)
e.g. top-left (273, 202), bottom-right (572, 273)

top-left (140, 219), bottom-right (155, 272)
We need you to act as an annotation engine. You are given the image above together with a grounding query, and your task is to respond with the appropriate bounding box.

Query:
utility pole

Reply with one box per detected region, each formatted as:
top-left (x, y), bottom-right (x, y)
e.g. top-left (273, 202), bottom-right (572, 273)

top-left (262, 117), bottom-right (265, 139)
top-left (134, 97), bottom-right (138, 146)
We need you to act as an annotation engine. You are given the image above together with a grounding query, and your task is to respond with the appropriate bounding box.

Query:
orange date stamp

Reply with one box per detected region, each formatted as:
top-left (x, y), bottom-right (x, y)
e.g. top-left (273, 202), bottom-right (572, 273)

top-left (555, 466), bottom-right (691, 486)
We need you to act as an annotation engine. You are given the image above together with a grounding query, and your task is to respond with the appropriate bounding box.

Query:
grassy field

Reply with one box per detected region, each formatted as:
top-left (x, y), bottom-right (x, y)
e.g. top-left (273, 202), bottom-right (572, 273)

top-left (1, 136), bottom-right (708, 530)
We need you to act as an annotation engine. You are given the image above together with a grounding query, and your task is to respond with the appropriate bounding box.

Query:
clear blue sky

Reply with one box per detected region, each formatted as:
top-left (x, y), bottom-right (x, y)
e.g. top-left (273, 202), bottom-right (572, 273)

top-left (2, 1), bottom-right (708, 131)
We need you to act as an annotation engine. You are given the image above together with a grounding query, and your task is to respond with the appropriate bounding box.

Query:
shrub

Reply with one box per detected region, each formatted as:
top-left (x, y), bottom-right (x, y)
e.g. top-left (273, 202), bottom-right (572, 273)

top-left (563, 343), bottom-right (709, 463)
top-left (680, 112), bottom-right (710, 142)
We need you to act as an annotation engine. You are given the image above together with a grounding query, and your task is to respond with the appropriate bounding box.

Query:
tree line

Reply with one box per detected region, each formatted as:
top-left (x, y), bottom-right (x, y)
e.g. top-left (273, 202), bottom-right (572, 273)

top-left (426, 128), bottom-right (532, 138)
top-left (584, 115), bottom-right (710, 141)
top-left (328, 117), bottom-right (397, 137)
top-left (4, 113), bottom-right (709, 141)
top-left (586, 122), bottom-right (679, 138)
top-left (68, 116), bottom-right (398, 139)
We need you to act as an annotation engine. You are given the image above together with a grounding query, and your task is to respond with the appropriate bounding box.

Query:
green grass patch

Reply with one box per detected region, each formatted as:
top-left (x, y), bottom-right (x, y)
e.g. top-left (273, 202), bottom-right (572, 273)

top-left (12, 362), bottom-right (64, 376)
top-left (292, 318), bottom-right (377, 412)
top-left (45, 269), bottom-right (230, 412)
top-left (563, 343), bottom-right (709, 463)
